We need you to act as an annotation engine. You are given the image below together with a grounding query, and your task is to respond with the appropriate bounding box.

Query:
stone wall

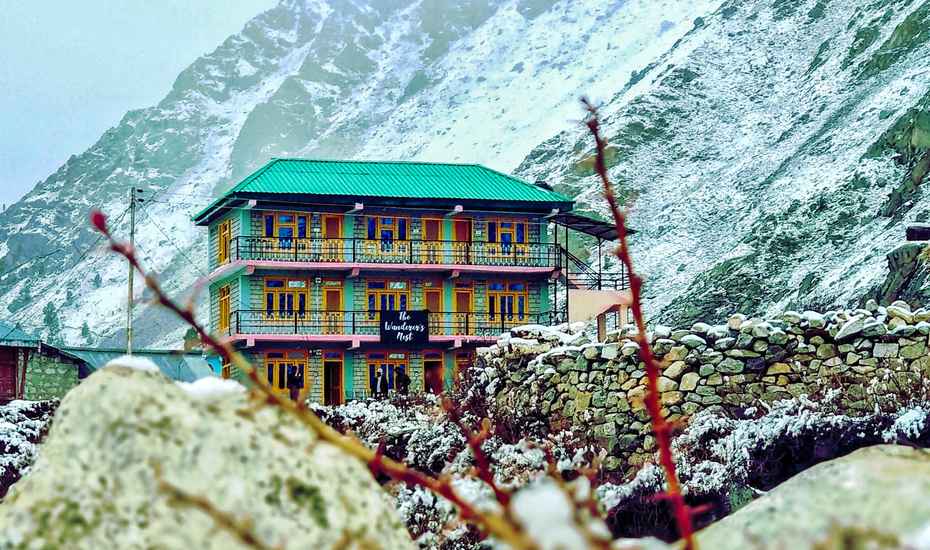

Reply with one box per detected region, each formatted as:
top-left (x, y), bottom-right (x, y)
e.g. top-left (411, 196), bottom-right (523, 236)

top-left (475, 300), bottom-right (930, 473)
top-left (23, 349), bottom-right (80, 401)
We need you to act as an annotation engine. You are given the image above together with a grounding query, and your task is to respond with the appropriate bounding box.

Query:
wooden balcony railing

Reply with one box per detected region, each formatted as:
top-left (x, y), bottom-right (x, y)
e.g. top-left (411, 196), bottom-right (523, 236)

top-left (228, 236), bottom-right (562, 268)
top-left (225, 310), bottom-right (563, 338)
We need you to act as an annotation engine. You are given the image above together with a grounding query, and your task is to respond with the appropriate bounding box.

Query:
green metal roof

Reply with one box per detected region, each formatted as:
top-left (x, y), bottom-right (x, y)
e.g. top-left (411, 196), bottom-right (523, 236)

top-left (60, 347), bottom-right (215, 382)
top-left (194, 159), bottom-right (572, 223)
top-left (0, 320), bottom-right (39, 347)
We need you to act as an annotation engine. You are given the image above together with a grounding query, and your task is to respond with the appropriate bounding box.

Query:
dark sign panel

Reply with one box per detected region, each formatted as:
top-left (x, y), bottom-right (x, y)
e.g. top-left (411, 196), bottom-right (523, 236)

top-left (380, 310), bottom-right (429, 345)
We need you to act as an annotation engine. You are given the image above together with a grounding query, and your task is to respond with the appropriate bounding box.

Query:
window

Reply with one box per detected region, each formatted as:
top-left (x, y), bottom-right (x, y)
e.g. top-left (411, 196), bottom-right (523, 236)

top-left (263, 212), bottom-right (310, 248)
top-left (367, 352), bottom-right (407, 392)
top-left (264, 277), bottom-right (309, 317)
top-left (218, 285), bottom-right (231, 333)
top-left (488, 281), bottom-right (528, 321)
top-left (217, 220), bottom-right (232, 264)
top-left (367, 216), bottom-right (408, 241)
top-left (366, 280), bottom-right (409, 316)
top-left (487, 219), bottom-right (527, 246)
top-left (264, 350), bottom-right (309, 397)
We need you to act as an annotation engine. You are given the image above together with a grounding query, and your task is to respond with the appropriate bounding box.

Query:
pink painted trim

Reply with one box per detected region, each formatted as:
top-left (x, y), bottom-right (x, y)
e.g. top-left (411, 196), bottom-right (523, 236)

top-left (200, 260), bottom-right (248, 285)
top-left (226, 333), bottom-right (497, 347)
top-left (205, 260), bottom-right (555, 281)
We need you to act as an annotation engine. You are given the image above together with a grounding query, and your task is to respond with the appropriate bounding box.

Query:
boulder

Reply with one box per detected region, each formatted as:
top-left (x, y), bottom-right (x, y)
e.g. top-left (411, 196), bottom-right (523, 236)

top-left (0, 361), bottom-right (414, 550)
top-left (834, 315), bottom-right (865, 341)
top-left (679, 334), bottom-right (707, 349)
top-left (696, 445), bottom-right (930, 549)
top-left (802, 311), bottom-right (825, 328)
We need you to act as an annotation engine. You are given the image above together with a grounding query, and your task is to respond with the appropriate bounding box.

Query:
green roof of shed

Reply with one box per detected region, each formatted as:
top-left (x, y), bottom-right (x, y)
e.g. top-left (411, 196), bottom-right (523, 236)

top-left (194, 159), bottom-right (572, 223)
top-left (60, 347), bottom-right (215, 382)
top-left (0, 320), bottom-right (39, 347)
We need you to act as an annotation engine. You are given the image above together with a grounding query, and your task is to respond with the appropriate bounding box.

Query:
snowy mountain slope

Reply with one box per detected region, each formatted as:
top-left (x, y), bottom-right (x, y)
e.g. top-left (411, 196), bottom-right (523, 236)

top-left (0, 0), bottom-right (717, 346)
top-left (516, 0), bottom-right (930, 325)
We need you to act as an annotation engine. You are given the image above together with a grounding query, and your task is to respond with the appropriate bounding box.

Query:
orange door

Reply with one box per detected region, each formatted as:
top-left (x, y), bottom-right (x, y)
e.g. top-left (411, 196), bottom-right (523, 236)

top-left (322, 215), bottom-right (342, 260)
top-left (323, 358), bottom-right (343, 405)
top-left (323, 286), bottom-right (343, 334)
top-left (425, 289), bottom-right (442, 334)
top-left (0, 348), bottom-right (17, 401)
top-left (454, 290), bottom-right (472, 334)
top-left (452, 219), bottom-right (472, 263)
top-left (422, 219), bottom-right (442, 263)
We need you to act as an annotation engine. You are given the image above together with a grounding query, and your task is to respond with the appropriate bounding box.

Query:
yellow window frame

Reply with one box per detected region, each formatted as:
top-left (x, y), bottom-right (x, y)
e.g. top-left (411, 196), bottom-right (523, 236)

top-left (367, 216), bottom-right (409, 240)
top-left (366, 279), bottom-right (410, 318)
top-left (486, 218), bottom-right (529, 259)
top-left (218, 285), bottom-right (231, 333)
top-left (264, 350), bottom-right (310, 398)
top-left (365, 351), bottom-right (408, 393)
top-left (263, 277), bottom-right (310, 319)
top-left (487, 281), bottom-right (529, 321)
top-left (217, 220), bottom-right (231, 264)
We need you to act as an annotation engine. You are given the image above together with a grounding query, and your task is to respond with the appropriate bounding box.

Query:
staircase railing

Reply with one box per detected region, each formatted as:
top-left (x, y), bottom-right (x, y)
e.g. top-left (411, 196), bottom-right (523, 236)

top-left (562, 248), bottom-right (628, 290)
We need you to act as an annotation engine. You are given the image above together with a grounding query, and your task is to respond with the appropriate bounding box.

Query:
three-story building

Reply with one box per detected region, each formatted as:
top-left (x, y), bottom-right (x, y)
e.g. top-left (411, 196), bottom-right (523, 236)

top-left (194, 159), bottom-right (627, 404)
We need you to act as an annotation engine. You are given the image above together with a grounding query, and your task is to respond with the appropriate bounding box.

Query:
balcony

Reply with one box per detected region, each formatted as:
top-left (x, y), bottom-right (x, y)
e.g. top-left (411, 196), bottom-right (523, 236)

top-left (228, 236), bottom-right (562, 269)
top-left (225, 310), bottom-right (561, 340)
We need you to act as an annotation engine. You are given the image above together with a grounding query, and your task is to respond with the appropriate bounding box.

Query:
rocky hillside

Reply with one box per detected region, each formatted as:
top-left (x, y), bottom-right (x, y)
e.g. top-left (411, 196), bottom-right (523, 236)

top-left (0, 0), bottom-right (716, 347)
top-left (518, 0), bottom-right (930, 324)
top-left (1, 0), bottom-right (928, 345)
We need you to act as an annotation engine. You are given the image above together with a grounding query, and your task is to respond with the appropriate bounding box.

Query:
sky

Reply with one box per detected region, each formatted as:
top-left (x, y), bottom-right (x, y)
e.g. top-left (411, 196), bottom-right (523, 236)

top-left (0, 0), bottom-right (278, 207)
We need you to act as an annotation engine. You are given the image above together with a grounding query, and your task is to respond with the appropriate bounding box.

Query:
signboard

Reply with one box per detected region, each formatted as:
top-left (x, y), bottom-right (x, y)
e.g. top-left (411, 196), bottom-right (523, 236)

top-left (380, 310), bottom-right (429, 345)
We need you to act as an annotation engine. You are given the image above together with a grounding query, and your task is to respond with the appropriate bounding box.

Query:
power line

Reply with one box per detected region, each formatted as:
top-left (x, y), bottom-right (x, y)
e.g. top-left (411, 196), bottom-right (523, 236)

top-left (0, 249), bottom-right (65, 279)
top-left (141, 209), bottom-right (208, 277)
top-left (0, 205), bottom-right (132, 341)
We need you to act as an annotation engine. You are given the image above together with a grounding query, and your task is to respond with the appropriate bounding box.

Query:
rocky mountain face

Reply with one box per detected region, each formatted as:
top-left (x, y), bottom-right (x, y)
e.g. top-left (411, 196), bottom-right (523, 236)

top-left (518, 0), bottom-right (930, 325)
top-left (0, 0), bottom-right (928, 346)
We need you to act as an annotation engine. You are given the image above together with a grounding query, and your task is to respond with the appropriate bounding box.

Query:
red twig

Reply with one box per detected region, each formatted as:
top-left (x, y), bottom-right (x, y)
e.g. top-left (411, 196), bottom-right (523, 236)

top-left (444, 400), bottom-right (512, 508)
top-left (581, 99), bottom-right (696, 549)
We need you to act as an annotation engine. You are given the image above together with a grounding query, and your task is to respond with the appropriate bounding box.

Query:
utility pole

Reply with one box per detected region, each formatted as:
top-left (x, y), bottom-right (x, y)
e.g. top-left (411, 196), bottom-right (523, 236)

top-left (127, 188), bottom-right (144, 355)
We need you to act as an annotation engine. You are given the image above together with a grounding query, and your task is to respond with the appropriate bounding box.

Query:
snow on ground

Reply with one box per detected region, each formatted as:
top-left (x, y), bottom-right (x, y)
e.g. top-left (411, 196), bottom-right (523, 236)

top-left (176, 377), bottom-right (245, 400)
top-left (0, 400), bottom-right (57, 498)
top-left (104, 355), bottom-right (161, 373)
top-left (599, 396), bottom-right (930, 511)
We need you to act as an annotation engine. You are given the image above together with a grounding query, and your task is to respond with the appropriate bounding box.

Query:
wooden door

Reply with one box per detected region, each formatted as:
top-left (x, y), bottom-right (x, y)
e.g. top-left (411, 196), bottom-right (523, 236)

top-left (452, 219), bottom-right (472, 263)
top-left (424, 359), bottom-right (444, 394)
top-left (323, 285), bottom-right (342, 334)
top-left (454, 290), bottom-right (472, 334)
top-left (0, 347), bottom-right (17, 402)
top-left (425, 289), bottom-right (442, 334)
top-left (422, 219), bottom-right (442, 263)
top-left (323, 359), bottom-right (343, 405)
top-left (322, 215), bottom-right (343, 261)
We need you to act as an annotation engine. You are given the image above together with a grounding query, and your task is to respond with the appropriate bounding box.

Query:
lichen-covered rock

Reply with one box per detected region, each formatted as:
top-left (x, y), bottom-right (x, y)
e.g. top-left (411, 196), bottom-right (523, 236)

top-left (696, 446), bottom-right (930, 549)
top-left (0, 362), bottom-right (414, 550)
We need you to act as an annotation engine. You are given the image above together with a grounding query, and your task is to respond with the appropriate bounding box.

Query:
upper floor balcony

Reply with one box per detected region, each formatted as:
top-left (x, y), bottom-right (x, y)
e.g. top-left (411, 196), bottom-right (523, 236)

top-left (223, 309), bottom-right (562, 345)
top-left (225, 236), bottom-right (563, 270)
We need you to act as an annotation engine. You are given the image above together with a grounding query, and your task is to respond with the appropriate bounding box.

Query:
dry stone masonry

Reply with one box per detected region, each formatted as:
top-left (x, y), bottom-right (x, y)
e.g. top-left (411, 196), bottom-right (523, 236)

top-left (476, 300), bottom-right (930, 472)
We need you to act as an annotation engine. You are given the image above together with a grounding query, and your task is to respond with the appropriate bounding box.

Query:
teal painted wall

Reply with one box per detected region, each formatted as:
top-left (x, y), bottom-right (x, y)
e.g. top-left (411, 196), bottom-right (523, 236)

top-left (344, 351), bottom-right (354, 399)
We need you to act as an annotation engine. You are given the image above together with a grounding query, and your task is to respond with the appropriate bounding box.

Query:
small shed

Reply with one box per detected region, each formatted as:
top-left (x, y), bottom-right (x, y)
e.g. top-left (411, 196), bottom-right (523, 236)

top-left (0, 321), bottom-right (83, 402)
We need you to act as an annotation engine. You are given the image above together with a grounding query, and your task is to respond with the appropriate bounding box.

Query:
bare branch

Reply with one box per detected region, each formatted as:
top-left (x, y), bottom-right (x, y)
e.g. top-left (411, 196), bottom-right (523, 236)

top-left (579, 100), bottom-right (697, 549)
top-left (90, 209), bottom-right (540, 550)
